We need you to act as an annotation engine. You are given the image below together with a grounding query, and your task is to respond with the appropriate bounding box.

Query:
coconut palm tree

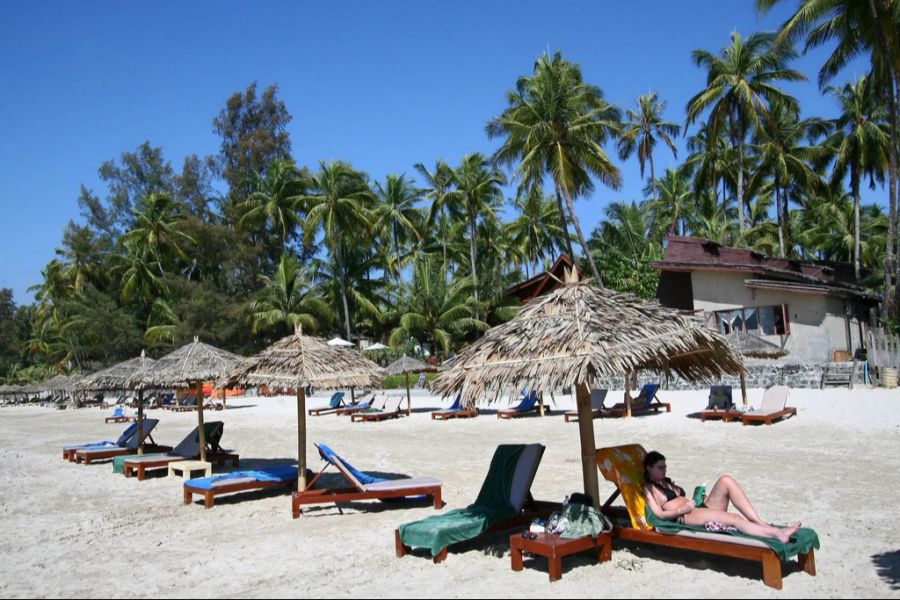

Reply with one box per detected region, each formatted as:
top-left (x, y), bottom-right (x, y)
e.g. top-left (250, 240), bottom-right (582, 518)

top-left (686, 31), bottom-right (806, 239)
top-left (121, 192), bottom-right (194, 275)
top-left (415, 160), bottom-right (460, 269)
top-left (646, 167), bottom-right (693, 236)
top-left (487, 51), bottom-right (623, 284)
top-left (239, 158), bottom-right (306, 252)
top-left (505, 186), bottom-right (564, 277)
top-left (825, 75), bottom-right (890, 279)
top-left (618, 91), bottom-right (681, 189)
top-left (248, 253), bottom-right (332, 335)
top-left (374, 173), bottom-right (424, 281)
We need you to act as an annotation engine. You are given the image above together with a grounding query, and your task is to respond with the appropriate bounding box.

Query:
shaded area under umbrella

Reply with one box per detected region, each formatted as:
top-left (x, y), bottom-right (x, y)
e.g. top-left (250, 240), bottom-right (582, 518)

top-left (386, 355), bottom-right (431, 416)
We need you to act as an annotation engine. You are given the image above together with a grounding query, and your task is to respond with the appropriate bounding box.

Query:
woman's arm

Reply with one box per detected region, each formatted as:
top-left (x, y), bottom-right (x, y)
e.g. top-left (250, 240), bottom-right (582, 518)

top-left (644, 486), bottom-right (695, 521)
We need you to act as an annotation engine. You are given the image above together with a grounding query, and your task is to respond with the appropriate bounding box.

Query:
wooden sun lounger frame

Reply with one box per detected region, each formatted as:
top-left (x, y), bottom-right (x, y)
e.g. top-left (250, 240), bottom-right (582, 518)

top-left (333, 397), bottom-right (376, 416)
top-left (291, 454), bottom-right (443, 518)
top-left (563, 407), bottom-right (604, 422)
top-left (104, 415), bottom-right (135, 423)
top-left (74, 442), bottom-right (171, 464)
top-left (741, 406), bottom-right (797, 426)
top-left (350, 398), bottom-right (404, 422)
top-left (394, 496), bottom-right (559, 563)
top-left (602, 399), bottom-right (671, 417)
top-left (183, 475), bottom-right (300, 509)
top-left (431, 407), bottom-right (479, 420)
top-left (124, 452), bottom-right (241, 480)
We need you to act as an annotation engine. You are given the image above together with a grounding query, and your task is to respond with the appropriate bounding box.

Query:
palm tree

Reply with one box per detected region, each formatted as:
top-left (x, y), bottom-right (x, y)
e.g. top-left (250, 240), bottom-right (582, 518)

top-left (374, 173), bottom-right (423, 281)
top-left (487, 51), bottom-right (623, 284)
top-left (115, 239), bottom-right (167, 304)
top-left (646, 167), bottom-right (692, 236)
top-left (505, 186), bottom-right (565, 277)
top-left (248, 254), bottom-right (332, 335)
top-left (415, 160), bottom-right (460, 269)
top-left (825, 75), bottom-right (889, 279)
top-left (302, 161), bottom-right (376, 342)
top-left (618, 92), bottom-right (681, 189)
top-left (758, 0), bottom-right (900, 313)
top-left (121, 192), bottom-right (194, 275)
top-left (389, 257), bottom-right (488, 357)
top-left (451, 153), bottom-right (506, 318)
top-left (686, 31), bottom-right (806, 239)
top-left (239, 158), bottom-right (306, 252)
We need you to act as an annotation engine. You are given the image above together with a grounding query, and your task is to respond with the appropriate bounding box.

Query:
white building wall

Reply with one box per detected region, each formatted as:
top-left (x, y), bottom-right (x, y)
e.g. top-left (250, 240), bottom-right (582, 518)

top-left (690, 271), bottom-right (852, 362)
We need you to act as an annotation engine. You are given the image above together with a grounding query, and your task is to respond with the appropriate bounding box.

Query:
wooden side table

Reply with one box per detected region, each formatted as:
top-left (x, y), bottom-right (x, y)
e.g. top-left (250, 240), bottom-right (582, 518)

top-left (168, 460), bottom-right (212, 479)
top-left (510, 531), bottom-right (612, 581)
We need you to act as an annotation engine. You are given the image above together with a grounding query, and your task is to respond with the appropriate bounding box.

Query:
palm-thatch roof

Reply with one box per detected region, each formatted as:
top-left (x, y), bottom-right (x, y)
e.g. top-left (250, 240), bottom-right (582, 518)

top-left (725, 330), bottom-right (788, 359)
top-left (44, 374), bottom-right (79, 390)
top-left (76, 352), bottom-right (157, 390)
top-left (432, 278), bottom-right (745, 405)
top-left (221, 331), bottom-right (385, 390)
top-left (385, 355), bottom-right (429, 376)
top-left (127, 338), bottom-right (243, 389)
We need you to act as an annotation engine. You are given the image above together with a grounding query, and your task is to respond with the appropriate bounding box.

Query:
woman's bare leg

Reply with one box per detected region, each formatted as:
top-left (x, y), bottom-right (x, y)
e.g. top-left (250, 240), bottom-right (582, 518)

top-left (704, 474), bottom-right (768, 525)
top-left (684, 508), bottom-right (800, 543)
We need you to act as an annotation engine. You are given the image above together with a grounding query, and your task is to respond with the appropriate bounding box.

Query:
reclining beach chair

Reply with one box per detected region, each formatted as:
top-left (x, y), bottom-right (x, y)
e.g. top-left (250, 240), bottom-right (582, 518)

top-left (564, 389), bottom-right (608, 422)
top-left (307, 392), bottom-right (346, 416)
top-left (496, 390), bottom-right (541, 419)
top-left (351, 396), bottom-right (404, 422)
top-left (171, 397), bottom-right (198, 412)
top-left (699, 385), bottom-right (742, 422)
top-left (596, 444), bottom-right (818, 589)
top-left (334, 393), bottom-right (378, 416)
top-left (183, 464), bottom-right (310, 509)
top-left (104, 406), bottom-right (133, 424)
top-left (74, 419), bottom-right (167, 464)
top-left (395, 443), bottom-right (557, 563)
top-left (121, 421), bottom-right (239, 480)
top-left (431, 393), bottom-right (479, 420)
top-left (742, 385), bottom-right (796, 426)
top-left (603, 384), bottom-right (670, 417)
top-left (292, 444), bottom-right (443, 518)
top-left (63, 422), bottom-right (139, 461)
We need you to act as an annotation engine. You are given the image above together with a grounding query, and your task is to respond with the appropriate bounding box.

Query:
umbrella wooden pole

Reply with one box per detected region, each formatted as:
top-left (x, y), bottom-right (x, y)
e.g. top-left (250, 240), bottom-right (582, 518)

top-left (297, 387), bottom-right (307, 491)
top-left (404, 372), bottom-right (411, 416)
top-left (625, 371), bottom-right (633, 418)
top-left (539, 391), bottom-right (545, 417)
top-left (137, 389), bottom-right (144, 454)
top-left (740, 372), bottom-right (749, 407)
top-left (197, 381), bottom-right (208, 463)
top-left (575, 383), bottom-right (601, 509)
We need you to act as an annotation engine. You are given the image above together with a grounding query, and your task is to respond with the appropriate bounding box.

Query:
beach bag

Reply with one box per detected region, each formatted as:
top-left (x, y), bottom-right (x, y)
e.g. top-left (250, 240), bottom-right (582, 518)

top-left (555, 493), bottom-right (613, 539)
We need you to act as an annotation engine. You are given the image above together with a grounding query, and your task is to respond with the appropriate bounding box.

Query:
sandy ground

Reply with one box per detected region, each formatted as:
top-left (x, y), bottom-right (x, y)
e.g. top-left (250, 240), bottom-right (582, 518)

top-left (1, 387), bottom-right (899, 598)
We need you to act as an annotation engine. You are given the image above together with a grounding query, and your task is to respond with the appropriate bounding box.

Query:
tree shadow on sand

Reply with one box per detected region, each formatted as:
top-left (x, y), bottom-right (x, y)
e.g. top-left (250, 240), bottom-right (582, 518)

top-left (873, 550), bottom-right (900, 590)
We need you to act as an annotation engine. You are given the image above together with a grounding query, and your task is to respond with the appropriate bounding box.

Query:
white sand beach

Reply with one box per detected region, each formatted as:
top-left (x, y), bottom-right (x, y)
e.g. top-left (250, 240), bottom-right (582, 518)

top-left (1, 388), bottom-right (898, 598)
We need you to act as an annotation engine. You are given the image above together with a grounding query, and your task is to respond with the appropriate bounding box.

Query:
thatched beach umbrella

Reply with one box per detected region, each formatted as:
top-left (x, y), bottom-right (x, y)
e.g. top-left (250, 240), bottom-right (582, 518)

top-left (724, 331), bottom-right (788, 407)
top-left (386, 355), bottom-right (429, 416)
top-left (220, 328), bottom-right (385, 490)
top-left (127, 338), bottom-right (242, 461)
top-left (431, 270), bottom-right (745, 509)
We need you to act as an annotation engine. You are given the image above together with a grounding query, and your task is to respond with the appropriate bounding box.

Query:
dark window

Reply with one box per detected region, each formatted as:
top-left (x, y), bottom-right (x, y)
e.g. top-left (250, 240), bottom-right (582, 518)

top-left (714, 304), bottom-right (789, 335)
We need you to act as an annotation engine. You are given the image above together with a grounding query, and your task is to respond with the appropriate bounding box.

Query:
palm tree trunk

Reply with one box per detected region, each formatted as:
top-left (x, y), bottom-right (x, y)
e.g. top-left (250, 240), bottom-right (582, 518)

top-left (335, 242), bottom-right (352, 341)
top-left (776, 185), bottom-right (785, 257)
top-left (782, 186), bottom-right (792, 256)
top-left (555, 189), bottom-right (575, 260)
top-left (560, 187), bottom-right (603, 286)
top-left (649, 156), bottom-right (656, 193)
top-left (737, 137), bottom-right (746, 241)
top-left (852, 168), bottom-right (861, 281)
top-left (468, 211), bottom-right (480, 320)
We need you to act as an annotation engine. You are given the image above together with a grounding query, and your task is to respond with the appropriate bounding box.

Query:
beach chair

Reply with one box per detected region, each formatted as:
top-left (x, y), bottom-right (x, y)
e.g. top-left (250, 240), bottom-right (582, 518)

top-left (564, 389), bottom-right (608, 422)
top-left (122, 421), bottom-right (239, 480)
top-left (395, 443), bottom-right (557, 563)
top-left (171, 397), bottom-right (198, 412)
top-left (74, 419), bottom-right (167, 464)
top-left (182, 465), bottom-right (310, 509)
top-left (307, 391), bottom-right (346, 416)
top-left (104, 406), bottom-right (132, 423)
top-left (699, 385), bottom-right (742, 422)
top-left (431, 393), bottom-right (479, 420)
top-left (333, 393), bottom-right (377, 416)
top-left (63, 422), bottom-right (140, 461)
top-left (596, 444), bottom-right (818, 589)
top-left (291, 444), bottom-right (443, 518)
top-left (742, 385), bottom-right (796, 426)
top-left (496, 390), bottom-right (541, 419)
top-left (603, 384), bottom-right (670, 417)
top-left (350, 396), bottom-right (404, 422)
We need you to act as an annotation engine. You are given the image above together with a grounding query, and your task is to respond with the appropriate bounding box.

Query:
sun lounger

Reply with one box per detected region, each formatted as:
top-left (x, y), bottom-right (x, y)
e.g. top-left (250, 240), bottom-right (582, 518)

top-left (182, 465), bottom-right (309, 509)
top-left (564, 389), bottom-right (608, 422)
top-left (431, 393), bottom-right (479, 420)
top-left (334, 394), bottom-right (377, 416)
top-left (63, 422), bottom-right (140, 461)
top-left (497, 390), bottom-right (541, 419)
top-left (307, 392), bottom-right (347, 416)
top-left (699, 385), bottom-right (742, 422)
top-left (291, 444), bottom-right (443, 518)
top-left (74, 419), bottom-right (168, 464)
top-left (171, 397), bottom-right (198, 412)
top-left (350, 396), bottom-right (404, 422)
top-left (122, 421), bottom-right (239, 480)
top-left (395, 443), bottom-right (558, 562)
top-left (603, 384), bottom-right (670, 417)
top-left (105, 406), bottom-right (133, 424)
top-left (596, 444), bottom-right (818, 589)
top-left (742, 385), bottom-right (796, 426)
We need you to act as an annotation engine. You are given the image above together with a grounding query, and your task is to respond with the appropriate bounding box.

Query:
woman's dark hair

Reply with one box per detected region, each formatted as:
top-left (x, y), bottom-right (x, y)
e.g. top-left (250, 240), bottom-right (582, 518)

top-left (643, 451), bottom-right (666, 480)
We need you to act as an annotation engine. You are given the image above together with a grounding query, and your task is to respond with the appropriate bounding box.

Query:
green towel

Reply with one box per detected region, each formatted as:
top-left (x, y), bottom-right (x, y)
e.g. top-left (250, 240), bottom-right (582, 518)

top-left (398, 444), bottom-right (525, 556)
top-left (645, 507), bottom-right (819, 561)
top-left (112, 453), bottom-right (166, 474)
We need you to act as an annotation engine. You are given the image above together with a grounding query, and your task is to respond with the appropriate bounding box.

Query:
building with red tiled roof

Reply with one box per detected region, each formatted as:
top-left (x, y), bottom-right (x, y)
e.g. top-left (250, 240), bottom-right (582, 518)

top-left (651, 236), bottom-right (879, 362)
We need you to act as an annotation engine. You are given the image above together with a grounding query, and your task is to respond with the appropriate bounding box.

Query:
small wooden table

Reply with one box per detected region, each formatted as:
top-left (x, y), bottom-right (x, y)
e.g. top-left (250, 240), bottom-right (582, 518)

top-left (168, 460), bottom-right (212, 479)
top-left (510, 531), bottom-right (612, 581)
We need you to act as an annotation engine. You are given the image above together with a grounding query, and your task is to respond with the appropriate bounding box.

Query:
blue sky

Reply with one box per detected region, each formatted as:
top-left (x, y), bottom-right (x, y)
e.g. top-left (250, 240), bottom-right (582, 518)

top-left (0, 1), bottom-right (876, 305)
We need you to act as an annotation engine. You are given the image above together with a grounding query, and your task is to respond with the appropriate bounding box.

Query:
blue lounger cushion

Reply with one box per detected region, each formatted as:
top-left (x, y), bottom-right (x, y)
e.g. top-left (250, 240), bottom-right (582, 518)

top-left (186, 465), bottom-right (300, 490)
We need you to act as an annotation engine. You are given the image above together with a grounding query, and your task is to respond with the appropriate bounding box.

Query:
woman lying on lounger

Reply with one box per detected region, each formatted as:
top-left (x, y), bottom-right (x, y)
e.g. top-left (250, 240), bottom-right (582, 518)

top-left (643, 450), bottom-right (801, 543)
